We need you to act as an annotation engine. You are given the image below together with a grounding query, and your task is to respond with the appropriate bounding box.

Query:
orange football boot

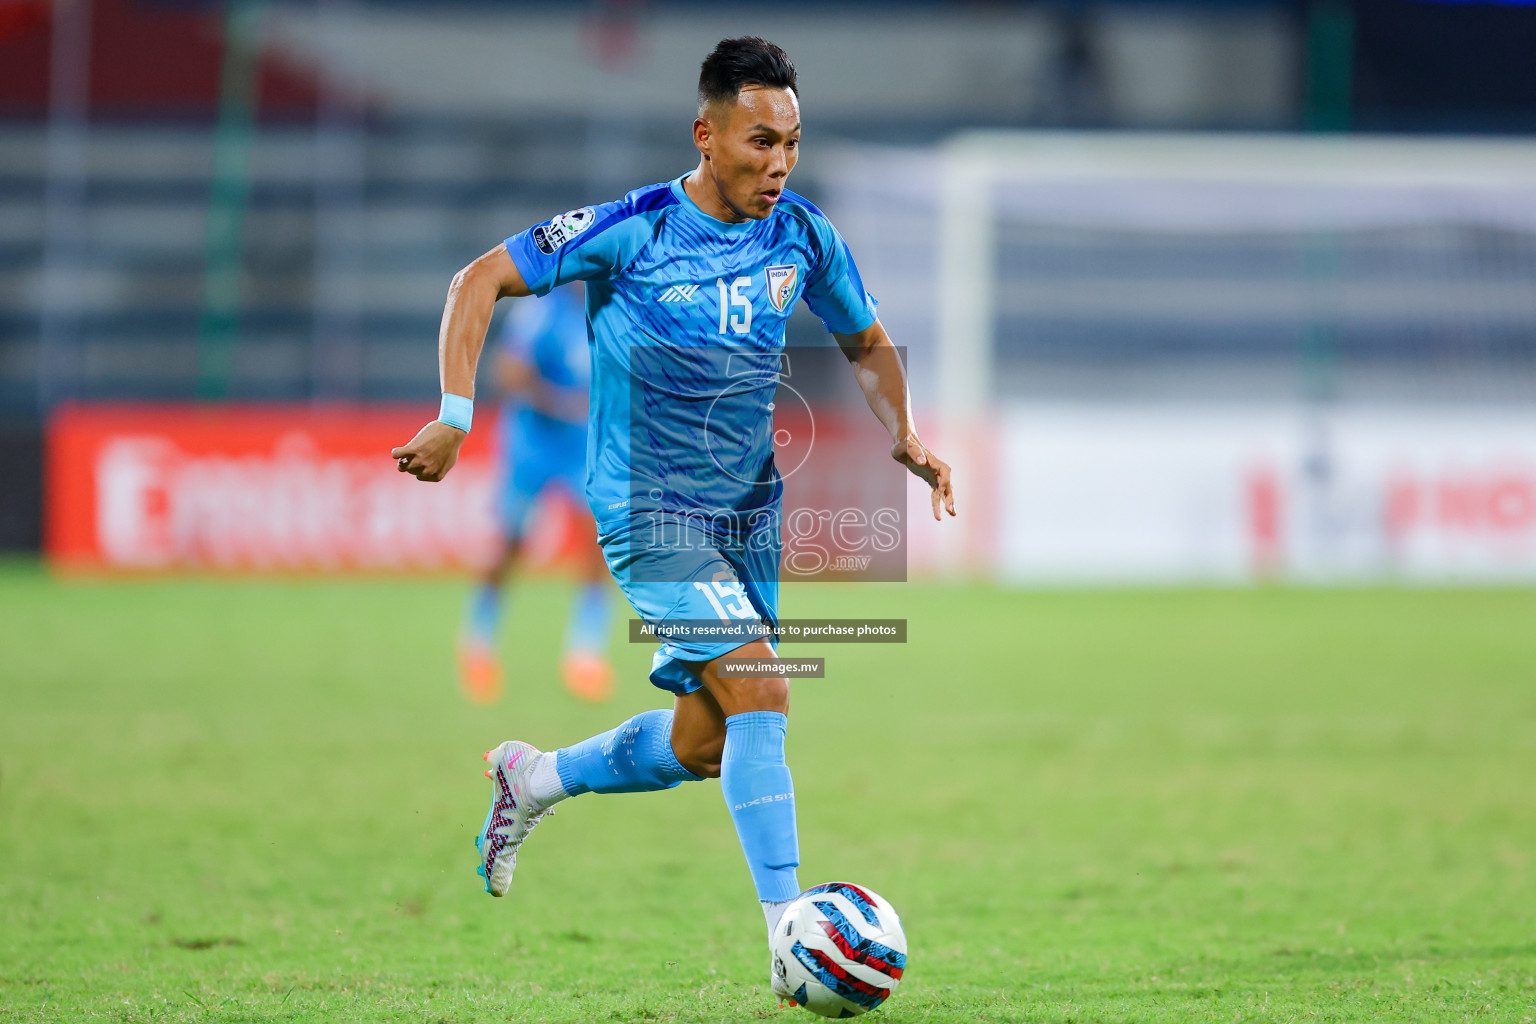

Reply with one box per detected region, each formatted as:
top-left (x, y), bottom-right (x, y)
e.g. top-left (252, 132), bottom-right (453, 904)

top-left (560, 650), bottom-right (615, 702)
top-left (457, 639), bottom-right (504, 705)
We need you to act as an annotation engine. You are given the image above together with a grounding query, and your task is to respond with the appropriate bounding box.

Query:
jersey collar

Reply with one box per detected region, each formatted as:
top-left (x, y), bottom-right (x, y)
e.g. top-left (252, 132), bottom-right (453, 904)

top-left (669, 173), bottom-right (764, 233)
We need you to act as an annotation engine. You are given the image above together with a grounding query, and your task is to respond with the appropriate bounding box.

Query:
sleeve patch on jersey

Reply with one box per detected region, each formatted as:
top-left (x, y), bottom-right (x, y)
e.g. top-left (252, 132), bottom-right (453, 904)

top-left (533, 207), bottom-right (597, 255)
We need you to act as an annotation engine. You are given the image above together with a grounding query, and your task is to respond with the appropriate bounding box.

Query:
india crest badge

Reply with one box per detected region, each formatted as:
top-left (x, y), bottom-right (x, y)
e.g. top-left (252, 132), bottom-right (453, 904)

top-left (765, 264), bottom-right (798, 313)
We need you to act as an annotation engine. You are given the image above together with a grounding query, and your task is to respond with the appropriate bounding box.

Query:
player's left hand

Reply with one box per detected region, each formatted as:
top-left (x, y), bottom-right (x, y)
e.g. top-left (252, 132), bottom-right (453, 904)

top-left (891, 433), bottom-right (956, 521)
top-left (391, 420), bottom-right (466, 482)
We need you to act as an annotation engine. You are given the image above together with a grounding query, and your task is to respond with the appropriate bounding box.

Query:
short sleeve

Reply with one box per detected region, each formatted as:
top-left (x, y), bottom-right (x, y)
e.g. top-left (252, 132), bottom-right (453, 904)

top-left (800, 216), bottom-right (879, 335)
top-left (505, 197), bottom-right (634, 296)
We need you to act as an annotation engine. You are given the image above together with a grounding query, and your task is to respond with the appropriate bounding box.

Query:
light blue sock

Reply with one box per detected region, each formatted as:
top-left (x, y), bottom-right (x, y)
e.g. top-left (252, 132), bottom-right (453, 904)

top-left (554, 709), bottom-right (701, 796)
top-left (465, 583), bottom-right (501, 645)
top-left (564, 582), bottom-right (612, 654)
top-left (721, 711), bottom-right (801, 903)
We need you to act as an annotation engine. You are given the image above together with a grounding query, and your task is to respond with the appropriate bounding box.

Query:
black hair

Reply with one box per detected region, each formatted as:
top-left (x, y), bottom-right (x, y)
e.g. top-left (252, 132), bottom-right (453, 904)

top-left (697, 36), bottom-right (798, 109)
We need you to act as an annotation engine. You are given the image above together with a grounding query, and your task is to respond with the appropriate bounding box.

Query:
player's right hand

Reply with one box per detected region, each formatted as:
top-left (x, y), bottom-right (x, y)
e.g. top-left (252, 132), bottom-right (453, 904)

top-left (391, 420), bottom-right (466, 482)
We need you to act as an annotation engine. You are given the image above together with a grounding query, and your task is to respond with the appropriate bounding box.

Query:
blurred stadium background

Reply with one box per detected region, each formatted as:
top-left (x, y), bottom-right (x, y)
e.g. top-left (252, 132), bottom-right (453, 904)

top-left (4, 0), bottom-right (1535, 581)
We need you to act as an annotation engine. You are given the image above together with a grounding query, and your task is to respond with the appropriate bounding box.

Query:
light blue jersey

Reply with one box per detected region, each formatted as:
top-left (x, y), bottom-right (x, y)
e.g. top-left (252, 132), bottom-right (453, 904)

top-left (497, 282), bottom-right (590, 436)
top-left (504, 173), bottom-right (877, 690)
top-left (505, 173), bottom-right (877, 531)
top-left (492, 285), bottom-right (589, 538)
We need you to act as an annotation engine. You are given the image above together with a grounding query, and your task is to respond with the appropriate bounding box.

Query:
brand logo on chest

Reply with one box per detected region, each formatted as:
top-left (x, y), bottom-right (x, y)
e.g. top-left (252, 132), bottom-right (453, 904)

top-left (657, 284), bottom-right (700, 303)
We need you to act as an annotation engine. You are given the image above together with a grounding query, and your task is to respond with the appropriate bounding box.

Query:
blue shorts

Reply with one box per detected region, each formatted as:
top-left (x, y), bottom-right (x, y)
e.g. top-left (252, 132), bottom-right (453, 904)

top-left (497, 414), bottom-right (586, 539)
top-left (599, 509), bottom-right (781, 695)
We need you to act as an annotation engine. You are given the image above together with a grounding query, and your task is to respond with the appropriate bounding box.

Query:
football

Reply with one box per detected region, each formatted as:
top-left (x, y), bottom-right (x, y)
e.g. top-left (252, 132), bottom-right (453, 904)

top-left (770, 883), bottom-right (907, 1018)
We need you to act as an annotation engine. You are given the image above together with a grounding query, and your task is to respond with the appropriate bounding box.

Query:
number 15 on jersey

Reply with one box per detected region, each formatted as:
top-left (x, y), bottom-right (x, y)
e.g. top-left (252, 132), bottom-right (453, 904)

top-left (717, 276), bottom-right (752, 336)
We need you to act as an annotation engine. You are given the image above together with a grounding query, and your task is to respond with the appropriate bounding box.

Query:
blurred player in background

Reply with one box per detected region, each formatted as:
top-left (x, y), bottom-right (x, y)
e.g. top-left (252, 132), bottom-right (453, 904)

top-left (458, 283), bottom-right (616, 705)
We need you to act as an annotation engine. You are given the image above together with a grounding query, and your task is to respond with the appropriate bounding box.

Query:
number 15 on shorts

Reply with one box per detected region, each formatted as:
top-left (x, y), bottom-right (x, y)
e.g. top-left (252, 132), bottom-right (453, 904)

top-left (694, 576), bottom-right (754, 621)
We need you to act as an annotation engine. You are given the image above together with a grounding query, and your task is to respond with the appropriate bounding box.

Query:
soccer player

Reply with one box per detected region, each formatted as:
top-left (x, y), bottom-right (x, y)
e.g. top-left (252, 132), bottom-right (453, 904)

top-left (458, 283), bottom-right (616, 705)
top-left (391, 35), bottom-right (955, 985)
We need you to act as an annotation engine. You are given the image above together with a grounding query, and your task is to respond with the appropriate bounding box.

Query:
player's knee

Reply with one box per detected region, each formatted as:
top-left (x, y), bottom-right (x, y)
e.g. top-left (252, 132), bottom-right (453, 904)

top-left (716, 674), bottom-right (790, 716)
top-left (706, 642), bottom-right (791, 714)
top-left (755, 675), bottom-right (790, 713)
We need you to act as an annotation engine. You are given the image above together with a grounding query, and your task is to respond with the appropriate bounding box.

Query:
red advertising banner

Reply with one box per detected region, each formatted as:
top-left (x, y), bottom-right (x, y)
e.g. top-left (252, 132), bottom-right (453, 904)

top-left (45, 404), bottom-right (583, 573)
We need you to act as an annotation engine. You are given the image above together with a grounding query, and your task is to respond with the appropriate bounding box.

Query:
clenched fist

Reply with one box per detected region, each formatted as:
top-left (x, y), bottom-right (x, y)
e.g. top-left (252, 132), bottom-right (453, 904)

top-left (391, 420), bottom-right (466, 482)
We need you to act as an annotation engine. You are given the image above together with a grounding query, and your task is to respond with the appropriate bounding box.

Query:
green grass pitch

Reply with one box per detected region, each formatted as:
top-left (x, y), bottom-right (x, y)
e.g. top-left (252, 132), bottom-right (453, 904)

top-left (2, 561), bottom-right (1534, 1022)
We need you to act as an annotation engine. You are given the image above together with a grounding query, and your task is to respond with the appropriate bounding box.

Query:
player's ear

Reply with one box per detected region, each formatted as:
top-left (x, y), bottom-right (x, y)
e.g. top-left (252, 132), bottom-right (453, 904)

top-left (693, 116), bottom-right (710, 159)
